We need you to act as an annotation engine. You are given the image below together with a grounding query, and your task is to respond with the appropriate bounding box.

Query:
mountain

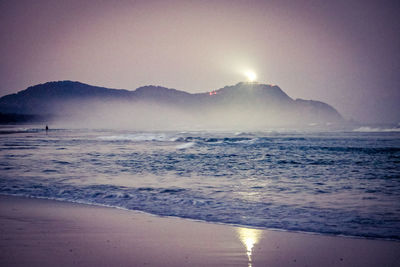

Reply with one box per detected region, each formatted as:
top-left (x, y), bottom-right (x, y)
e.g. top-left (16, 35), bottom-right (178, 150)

top-left (0, 80), bottom-right (343, 128)
top-left (0, 81), bottom-right (132, 114)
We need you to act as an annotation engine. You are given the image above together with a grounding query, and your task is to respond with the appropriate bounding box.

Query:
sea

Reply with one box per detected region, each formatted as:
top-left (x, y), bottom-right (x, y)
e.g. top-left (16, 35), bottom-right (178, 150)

top-left (1, 125), bottom-right (400, 240)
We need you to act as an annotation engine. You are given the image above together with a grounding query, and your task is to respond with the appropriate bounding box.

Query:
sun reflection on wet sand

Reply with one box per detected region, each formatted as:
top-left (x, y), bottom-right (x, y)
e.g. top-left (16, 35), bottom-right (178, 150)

top-left (237, 227), bottom-right (262, 267)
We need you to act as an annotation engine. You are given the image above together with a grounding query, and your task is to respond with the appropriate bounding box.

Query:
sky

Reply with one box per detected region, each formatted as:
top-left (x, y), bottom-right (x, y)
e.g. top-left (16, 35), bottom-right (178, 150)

top-left (0, 0), bottom-right (399, 123)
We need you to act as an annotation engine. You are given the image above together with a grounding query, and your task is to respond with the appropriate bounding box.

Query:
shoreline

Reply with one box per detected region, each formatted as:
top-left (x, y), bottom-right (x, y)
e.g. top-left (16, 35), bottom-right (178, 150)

top-left (2, 193), bottom-right (398, 243)
top-left (1, 195), bottom-right (400, 266)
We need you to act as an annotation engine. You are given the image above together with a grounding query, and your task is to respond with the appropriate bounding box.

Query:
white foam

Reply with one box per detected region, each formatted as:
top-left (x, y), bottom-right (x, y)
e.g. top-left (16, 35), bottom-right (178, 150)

top-left (234, 132), bottom-right (255, 136)
top-left (98, 133), bottom-right (171, 142)
top-left (235, 138), bottom-right (259, 144)
top-left (176, 142), bottom-right (195, 149)
top-left (353, 127), bottom-right (400, 132)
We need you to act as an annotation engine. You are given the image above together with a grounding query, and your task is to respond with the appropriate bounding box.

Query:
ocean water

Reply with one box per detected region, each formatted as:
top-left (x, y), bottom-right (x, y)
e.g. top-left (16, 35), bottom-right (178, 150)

top-left (1, 126), bottom-right (400, 240)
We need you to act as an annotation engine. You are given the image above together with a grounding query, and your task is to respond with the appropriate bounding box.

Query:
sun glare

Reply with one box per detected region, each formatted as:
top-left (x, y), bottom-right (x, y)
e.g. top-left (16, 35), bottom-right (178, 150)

top-left (237, 227), bottom-right (262, 267)
top-left (244, 71), bottom-right (257, 82)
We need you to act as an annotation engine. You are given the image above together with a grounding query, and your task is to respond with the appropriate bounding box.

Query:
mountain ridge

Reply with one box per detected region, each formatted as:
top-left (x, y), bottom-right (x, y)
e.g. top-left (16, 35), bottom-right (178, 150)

top-left (0, 80), bottom-right (343, 127)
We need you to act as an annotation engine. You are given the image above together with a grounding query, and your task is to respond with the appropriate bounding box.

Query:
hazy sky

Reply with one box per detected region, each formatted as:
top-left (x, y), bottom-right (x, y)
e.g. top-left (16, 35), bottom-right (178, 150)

top-left (0, 0), bottom-right (399, 123)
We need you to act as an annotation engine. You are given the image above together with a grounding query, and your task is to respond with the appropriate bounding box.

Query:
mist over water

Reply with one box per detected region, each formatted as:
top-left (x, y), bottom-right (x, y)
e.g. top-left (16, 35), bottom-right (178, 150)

top-left (1, 126), bottom-right (399, 240)
top-left (54, 100), bottom-right (194, 130)
top-left (46, 96), bottom-right (344, 131)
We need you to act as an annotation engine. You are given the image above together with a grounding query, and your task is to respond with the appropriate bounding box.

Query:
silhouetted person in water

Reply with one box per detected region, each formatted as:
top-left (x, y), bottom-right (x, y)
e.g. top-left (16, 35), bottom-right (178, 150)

top-left (45, 125), bottom-right (48, 133)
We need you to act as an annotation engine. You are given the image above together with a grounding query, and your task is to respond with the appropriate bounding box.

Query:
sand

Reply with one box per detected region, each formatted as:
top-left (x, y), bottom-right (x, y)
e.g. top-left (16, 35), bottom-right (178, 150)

top-left (0, 195), bottom-right (399, 267)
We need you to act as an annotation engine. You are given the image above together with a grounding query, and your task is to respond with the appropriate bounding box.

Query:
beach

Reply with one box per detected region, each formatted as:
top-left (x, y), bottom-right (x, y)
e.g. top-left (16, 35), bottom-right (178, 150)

top-left (0, 195), bottom-right (399, 267)
top-left (1, 0), bottom-right (400, 266)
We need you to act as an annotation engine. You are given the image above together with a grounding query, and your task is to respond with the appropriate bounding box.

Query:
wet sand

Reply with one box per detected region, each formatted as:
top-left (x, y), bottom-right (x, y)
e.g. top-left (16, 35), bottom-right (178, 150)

top-left (0, 195), bottom-right (399, 266)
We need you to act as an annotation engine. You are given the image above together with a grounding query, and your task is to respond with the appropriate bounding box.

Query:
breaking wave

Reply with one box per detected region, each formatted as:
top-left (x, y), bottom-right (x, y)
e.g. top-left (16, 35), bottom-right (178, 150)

top-left (98, 133), bottom-right (172, 142)
top-left (353, 126), bottom-right (400, 132)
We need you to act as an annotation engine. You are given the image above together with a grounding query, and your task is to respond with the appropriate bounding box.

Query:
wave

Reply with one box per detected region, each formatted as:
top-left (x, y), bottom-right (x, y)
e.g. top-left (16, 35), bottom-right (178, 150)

top-left (98, 133), bottom-right (173, 142)
top-left (98, 133), bottom-right (262, 145)
top-left (0, 127), bottom-right (45, 134)
top-left (353, 126), bottom-right (400, 132)
top-left (176, 142), bottom-right (195, 150)
top-left (174, 136), bottom-right (259, 144)
top-left (234, 132), bottom-right (256, 136)
top-left (2, 180), bottom-right (400, 241)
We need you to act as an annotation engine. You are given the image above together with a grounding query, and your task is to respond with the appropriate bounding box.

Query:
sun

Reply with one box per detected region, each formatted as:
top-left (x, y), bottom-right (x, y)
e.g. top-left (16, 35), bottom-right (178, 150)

top-left (244, 71), bottom-right (257, 82)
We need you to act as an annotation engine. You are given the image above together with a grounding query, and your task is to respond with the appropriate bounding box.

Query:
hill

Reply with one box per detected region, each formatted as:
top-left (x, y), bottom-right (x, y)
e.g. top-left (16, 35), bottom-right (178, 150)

top-left (0, 81), bottom-right (343, 128)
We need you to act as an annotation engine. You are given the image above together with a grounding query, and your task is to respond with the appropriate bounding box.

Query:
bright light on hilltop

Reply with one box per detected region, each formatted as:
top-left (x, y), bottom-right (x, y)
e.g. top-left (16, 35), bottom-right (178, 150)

top-left (244, 71), bottom-right (257, 82)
